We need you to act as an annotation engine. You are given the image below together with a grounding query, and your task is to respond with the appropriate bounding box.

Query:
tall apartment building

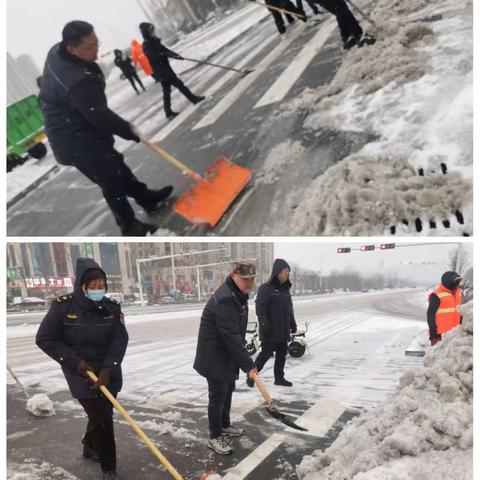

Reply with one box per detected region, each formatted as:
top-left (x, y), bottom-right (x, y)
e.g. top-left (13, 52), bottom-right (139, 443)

top-left (7, 243), bottom-right (273, 301)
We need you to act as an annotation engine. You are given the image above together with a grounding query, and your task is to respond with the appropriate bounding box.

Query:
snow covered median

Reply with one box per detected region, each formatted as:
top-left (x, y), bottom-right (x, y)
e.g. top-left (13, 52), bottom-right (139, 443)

top-left (286, 0), bottom-right (472, 236)
top-left (297, 300), bottom-right (473, 480)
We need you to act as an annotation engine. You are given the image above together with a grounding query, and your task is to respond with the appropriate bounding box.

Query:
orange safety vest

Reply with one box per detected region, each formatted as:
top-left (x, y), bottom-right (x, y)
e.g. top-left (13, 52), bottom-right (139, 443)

top-left (429, 284), bottom-right (462, 334)
top-left (131, 40), bottom-right (153, 76)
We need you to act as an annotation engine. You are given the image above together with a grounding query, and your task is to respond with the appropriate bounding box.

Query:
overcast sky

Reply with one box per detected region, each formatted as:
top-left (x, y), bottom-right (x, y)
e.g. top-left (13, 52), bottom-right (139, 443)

top-left (7, 0), bottom-right (147, 68)
top-left (274, 242), bottom-right (472, 285)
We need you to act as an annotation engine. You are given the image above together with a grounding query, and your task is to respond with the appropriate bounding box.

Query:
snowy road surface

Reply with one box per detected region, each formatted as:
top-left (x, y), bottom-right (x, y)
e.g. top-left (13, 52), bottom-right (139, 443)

top-left (7, 289), bottom-right (427, 479)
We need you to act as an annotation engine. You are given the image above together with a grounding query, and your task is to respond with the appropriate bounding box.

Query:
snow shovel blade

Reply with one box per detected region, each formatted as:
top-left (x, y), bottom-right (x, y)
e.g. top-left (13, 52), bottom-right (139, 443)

top-left (266, 404), bottom-right (308, 432)
top-left (173, 156), bottom-right (252, 227)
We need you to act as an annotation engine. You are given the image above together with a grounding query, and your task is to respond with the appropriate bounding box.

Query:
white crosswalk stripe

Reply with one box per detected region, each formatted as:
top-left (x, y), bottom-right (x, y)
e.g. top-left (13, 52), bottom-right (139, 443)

top-left (254, 19), bottom-right (336, 108)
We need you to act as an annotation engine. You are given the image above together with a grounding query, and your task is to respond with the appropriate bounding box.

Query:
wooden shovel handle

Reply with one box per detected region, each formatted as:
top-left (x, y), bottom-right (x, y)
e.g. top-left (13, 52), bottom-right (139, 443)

top-left (254, 1), bottom-right (306, 20)
top-left (141, 138), bottom-right (201, 180)
top-left (253, 373), bottom-right (273, 405)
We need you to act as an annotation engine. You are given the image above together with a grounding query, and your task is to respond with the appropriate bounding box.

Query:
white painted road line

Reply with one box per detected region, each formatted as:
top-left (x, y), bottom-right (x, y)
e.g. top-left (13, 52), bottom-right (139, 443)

top-left (222, 433), bottom-right (286, 480)
top-left (254, 19), bottom-right (336, 108)
top-left (284, 397), bottom-right (345, 437)
top-left (192, 24), bottom-right (304, 131)
top-left (151, 36), bottom-right (275, 143)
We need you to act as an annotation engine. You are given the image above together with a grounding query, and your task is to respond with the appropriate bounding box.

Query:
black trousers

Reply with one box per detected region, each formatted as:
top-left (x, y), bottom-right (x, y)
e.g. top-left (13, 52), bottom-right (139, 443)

top-left (266, 0), bottom-right (303, 33)
top-left (296, 0), bottom-right (320, 14)
top-left (206, 378), bottom-right (235, 439)
top-left (255, 342), bottom-right (288, 381)
top-left (74, 144), bottom-right (149, 233)
top-left (312, 0), bottom-right (362, 41)
top-left (126, 72), bottom-right (146, 93)
top-left (79, 396), bottom-right (116, 473)
top-left (161, 76), bottom-right (198, 117)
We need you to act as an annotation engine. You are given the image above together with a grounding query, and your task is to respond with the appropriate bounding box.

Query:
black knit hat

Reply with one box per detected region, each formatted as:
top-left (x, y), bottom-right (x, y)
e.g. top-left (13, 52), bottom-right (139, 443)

top-left (62, 20), bottom-right (94, 47)
top-left (139, 22), bottom-right (155, 37)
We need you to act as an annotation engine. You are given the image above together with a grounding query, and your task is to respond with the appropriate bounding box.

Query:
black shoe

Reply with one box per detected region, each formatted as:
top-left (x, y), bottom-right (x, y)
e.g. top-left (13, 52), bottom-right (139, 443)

top-left (82, 445), bottom-right (100, 463)
top-left (192, 96), bottom-right (205, 105)
top-left (121, 218), bottom-right (157, 236)
top-left (343, 35), bottom-right (361, 50)
top-left (357, 34), bottom-right (376, 47)
top-left (166, 111), bottom-right (179, 119)
top-left (274, 378), bottom-right (293, 387)
top-left (246, 375), bottom-right (254, 388)
top-left (137, 186), bottom-right (174, 213)
top-left (102, 472), bottom-right (118, 480)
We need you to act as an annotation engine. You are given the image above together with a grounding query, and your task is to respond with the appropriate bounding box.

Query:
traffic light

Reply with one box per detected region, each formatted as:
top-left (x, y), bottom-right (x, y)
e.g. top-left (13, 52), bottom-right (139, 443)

top-left (380, 243), bottom-right (396, 250)
top-left (337, 247), bottom-right (351, 253)
top-left (361, 245), bottom-right (375, 251)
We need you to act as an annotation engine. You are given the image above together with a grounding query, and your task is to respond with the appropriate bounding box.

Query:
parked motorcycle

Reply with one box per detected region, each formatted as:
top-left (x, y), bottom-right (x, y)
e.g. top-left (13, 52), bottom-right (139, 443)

top-left (245, 322), bottom-right (309, 358)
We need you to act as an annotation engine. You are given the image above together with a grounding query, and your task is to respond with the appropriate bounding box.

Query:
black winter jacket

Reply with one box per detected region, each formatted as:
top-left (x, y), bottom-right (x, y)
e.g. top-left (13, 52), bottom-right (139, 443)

top-left (193, 276), bottom-right (255, 382)
top-left (114, 54), bottom-right (136, 76)
top-left (142, 36), bottom-right (182, 82)
top-left (39, 43), bottom-right (137, 165)
top-left (36, 258), bottom-right (129, 399)
top-left (256, 259), bottom-right (297, 344)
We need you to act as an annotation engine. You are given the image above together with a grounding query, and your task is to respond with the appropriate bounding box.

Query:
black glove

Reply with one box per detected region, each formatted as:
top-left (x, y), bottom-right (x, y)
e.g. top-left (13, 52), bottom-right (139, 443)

top-left (90, 369), bottom-right (111, 389)
top-left (76, 359), bottom-right (94, 377)
top-left (124, 124), bottom-right (140, 143)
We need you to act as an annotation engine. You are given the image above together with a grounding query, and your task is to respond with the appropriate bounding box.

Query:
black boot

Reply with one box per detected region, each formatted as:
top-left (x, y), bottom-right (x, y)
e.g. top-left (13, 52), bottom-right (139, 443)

top-left (102, 472), bottom-right (118, 480)
top-left (136, 186), bottom-right (173, 213)
top-left (274, 378), bottom-right (293, 387)
top-left (192, 95), bottom-right (205, 105)
top-left (166, 111), bottom-right (179, 119)
top-left (121, 218), bottom-right (157, 236)
top-left (82, 444), bottom-right (100, 463)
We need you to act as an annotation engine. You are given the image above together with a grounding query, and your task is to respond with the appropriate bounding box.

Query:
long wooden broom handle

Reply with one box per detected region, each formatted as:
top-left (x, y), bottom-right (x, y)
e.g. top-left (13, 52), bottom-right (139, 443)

top-left (141, 138), bottom-right (201, 181)
top-left (252, 1), bottom-right (306, 20)
top-left (253, 373), bottom-right (273, 405)
top-left (86, 371), bottom-right (184, 480)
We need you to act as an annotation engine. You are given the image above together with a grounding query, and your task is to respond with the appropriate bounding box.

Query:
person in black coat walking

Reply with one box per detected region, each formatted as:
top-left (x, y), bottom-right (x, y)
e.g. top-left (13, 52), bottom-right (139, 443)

top-left (247, 259), bottom-right (297, 388)
top-left (36, 257), bottom-right (129, 480)
top-left (193, 261), bottom-right (257, 455)
top-left (39, 21), bottom-right (173, 236)
top-left (113, 49), bottom-right (146, 95)
top-left (139, 22), bottom-right (205, 119)
top-left (253, 0), bottom-right (306, 35)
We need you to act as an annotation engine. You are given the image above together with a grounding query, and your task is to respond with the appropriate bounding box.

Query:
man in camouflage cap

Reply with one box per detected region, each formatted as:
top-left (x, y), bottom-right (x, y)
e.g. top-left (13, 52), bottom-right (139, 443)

top-left (193, 261), bottom-right (258, 455)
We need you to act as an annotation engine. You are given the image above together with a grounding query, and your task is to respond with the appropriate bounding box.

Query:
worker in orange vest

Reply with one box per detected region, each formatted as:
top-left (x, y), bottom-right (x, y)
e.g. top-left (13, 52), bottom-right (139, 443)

top-left (131, 39), bottom-right (153, 77)
top-left (427, 271), bottom-right (462, 346)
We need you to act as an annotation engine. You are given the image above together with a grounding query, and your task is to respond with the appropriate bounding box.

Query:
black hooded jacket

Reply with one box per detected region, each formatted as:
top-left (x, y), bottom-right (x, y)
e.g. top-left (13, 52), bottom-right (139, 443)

top-left (39, 43), bottom-right (137, 165)
top-left (141, 28), bottom-right (182, 82)
top-left (193, 276), bottom-right (255, 382)
top-left (114, 52), bottom-right (136, 76)
top-left (36, 257), bottom-right (129, 399)
top-left (427, 271), bottom-right (462, 338)
top-left (256, 259), bottom-right (297, 344)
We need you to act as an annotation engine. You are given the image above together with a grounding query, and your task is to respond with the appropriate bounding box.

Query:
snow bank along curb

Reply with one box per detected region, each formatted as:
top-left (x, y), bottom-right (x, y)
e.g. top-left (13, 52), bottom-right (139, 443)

top-left (283, 0), bottom-right (472, 236)
top-left (297, 300), bottom-right (473, 480)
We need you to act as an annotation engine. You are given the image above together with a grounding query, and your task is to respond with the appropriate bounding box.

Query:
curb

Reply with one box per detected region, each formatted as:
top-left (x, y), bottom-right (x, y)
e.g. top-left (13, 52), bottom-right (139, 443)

top-left (7, 165), bottom-right (60, 210)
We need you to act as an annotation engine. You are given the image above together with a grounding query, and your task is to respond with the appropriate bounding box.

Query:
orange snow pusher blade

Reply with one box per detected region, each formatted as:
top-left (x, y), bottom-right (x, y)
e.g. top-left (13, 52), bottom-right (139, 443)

top-left (142, 139), bottom-right (252, 227)
top-left (174, 156), bottom-right (252, 227)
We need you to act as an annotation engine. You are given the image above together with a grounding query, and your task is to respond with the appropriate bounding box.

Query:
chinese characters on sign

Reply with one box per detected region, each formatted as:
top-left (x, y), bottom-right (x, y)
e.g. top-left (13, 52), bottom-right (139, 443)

top-left (25, 277), bottom-right (74, 290)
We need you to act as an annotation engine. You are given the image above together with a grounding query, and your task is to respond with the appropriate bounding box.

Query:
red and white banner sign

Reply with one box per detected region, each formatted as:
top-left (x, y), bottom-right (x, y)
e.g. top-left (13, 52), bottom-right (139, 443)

top-left (25, 277), bottom-right (74, 290)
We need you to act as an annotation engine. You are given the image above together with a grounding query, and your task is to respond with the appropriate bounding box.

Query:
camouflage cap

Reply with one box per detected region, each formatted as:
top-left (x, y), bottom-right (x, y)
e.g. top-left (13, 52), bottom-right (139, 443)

top-left (232, 261), bottom-right (256, 278)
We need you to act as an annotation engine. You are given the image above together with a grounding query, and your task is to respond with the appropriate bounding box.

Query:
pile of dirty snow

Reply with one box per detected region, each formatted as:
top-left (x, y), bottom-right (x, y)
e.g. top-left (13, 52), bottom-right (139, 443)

top-left (297, 301), bottom-right (473, 480)
top-left (285, 0), bottom-right (472, 235)
top-left (7, 460), bottom-right (79, 479)
top-left (26, 394), bottom-right (56, 417)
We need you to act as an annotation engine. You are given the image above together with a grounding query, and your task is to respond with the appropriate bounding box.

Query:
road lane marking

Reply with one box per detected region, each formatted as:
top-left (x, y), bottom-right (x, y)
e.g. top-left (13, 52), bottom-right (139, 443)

top-left (150, 36), bottom-right (275, 143)
top-left (254, 19), bottom-right (336, 108)
top-left (192, 24), bottom-right (304, 131)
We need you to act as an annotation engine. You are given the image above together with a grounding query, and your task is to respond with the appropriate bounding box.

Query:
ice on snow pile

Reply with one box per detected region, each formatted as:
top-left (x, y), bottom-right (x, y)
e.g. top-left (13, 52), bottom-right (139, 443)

top-left (285, 0), bottom-right (472, 235)
top-left (297, 301), bottom-right (473, 480)
top-left (26, 393), bottom-right (56, 417)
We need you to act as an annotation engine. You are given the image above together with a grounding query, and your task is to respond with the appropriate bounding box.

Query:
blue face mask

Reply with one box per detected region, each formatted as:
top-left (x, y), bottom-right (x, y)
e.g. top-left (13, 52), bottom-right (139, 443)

top-left (86, 289), bottom-right (105, 302)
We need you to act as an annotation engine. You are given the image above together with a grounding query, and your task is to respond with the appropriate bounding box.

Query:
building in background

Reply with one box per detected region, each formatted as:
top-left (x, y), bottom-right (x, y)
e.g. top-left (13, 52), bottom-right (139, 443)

top-left (7, 52), bottom-right (40, 105)
top-left (6, 243), bottom-right (273, 304)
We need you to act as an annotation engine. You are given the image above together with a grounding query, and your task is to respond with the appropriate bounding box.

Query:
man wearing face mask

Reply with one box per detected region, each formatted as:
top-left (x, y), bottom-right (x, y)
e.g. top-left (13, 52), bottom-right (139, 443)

top-left (427, 271), bottom-right (463, 346)
top-left (36, 257), bottom-right (128, 480)
top-left (39, 20), bottom-right (173, 236)
top-left (247, 258), bottom-right (297, 388)
top-left (139, 22), bottom-right (205, 119)
top-left (194, 261), bottom-right (258, 455)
